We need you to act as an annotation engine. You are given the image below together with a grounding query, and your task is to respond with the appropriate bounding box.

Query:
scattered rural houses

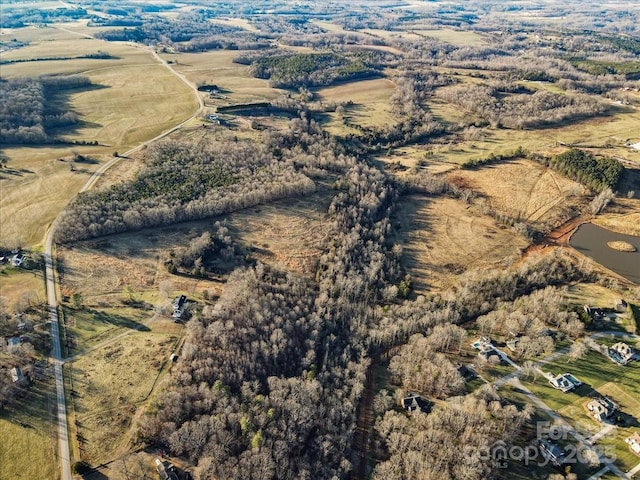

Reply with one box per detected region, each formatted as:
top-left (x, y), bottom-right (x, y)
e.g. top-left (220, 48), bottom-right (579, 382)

top-left (547, 372), bottom-right (582, 393)
top-left (401, 393), bottom-right (431, 414)
top-left (587, 396), bottom-right (618, 423)
top-left (626, 432), bottom-right (640, 456)
top-left (607, 342), bottom-right (636, 365)
top-left (538, 439), bottom-right (566, 467)
top-left (172, 295), bottom-right (187, 321)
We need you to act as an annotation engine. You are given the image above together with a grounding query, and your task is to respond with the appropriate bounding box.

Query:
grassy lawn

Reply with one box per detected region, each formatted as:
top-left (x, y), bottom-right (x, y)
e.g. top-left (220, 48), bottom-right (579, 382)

top-left (64, 306), bottom-right (151, 355)
top-left (0, 375), bottom-right (57, 480)
top-left (0, 266), bottom-right (46, 312)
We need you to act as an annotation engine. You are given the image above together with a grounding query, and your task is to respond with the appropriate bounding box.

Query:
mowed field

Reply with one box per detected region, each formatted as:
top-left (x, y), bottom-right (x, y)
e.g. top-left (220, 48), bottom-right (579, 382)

top-left (392, 196), bottom-right (527, 292)
top-left (225, 187), bottom-right (336, 276)
top-left (0, 24), bottom-right (198, 248)
top-left (69, 330), bottom-right (178, 465)
top-left (447, 159), bottom-right (588, 229)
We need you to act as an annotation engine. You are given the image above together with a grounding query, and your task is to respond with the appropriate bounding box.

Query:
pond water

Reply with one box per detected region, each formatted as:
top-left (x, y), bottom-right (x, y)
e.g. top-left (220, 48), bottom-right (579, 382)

top-left (569, 223), bottom-right (640, 284)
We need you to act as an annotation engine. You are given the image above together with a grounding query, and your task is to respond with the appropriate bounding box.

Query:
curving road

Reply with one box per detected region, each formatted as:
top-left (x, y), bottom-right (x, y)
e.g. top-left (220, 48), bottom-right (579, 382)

top-left (44, 36), bottom-right (203, 480)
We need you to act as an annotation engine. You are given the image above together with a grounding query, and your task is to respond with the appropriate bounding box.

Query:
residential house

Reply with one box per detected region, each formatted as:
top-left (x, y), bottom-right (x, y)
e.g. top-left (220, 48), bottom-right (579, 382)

top-left (587, 397), bottom-right (618, 423)
top-left (609, 342), bottom-right (635, 365)
top-left (402, 393), bottom-right (431, 414)
top-left (172, 295), bottom-right (187, 320)
top-left (538, 439), bottom-right (566, 467)
top-left (548, 373), bottom-right (582, 393)
top-left (155, 458), bottom-right (179, 480)
top-left (626, 432), bottom-right (640, 456)
top-left (11, 252), bottom-right (25, 267)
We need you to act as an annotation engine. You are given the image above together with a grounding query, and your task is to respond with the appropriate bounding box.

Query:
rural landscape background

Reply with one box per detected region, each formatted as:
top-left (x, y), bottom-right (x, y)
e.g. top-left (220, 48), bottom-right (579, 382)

top-left (1, 0), bottom-right (640, 479)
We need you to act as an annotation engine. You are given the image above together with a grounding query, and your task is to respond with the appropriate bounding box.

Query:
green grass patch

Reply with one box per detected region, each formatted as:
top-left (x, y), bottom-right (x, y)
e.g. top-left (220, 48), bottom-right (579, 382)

top-left (0, 376), bottom-right (57, 480)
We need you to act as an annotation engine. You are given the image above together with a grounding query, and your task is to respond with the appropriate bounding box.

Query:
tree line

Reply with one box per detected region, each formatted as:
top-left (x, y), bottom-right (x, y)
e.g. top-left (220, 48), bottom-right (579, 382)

top-left (0, 76), bottom-right (89, 145)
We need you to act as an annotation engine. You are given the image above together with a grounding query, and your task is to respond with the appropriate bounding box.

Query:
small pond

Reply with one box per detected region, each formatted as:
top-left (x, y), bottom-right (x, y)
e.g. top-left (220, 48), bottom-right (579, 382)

top-left (569, 223), bottom-right (640, 284)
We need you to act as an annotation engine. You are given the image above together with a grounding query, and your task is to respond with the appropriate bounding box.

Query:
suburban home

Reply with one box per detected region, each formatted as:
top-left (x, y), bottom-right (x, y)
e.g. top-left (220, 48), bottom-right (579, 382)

top-left (587, 397), bottom-right (618, 423)
top-left (402, 393), bottom-right (431, 414)
top-left (626, 432), bottom-right (640, 456)
top-left (172, 295), bottom-right (187, 320)
top-left (548, 373), bottom-right (582, 393)
top-left (609, 342), bottom-right (635, 365)
top-left (477, 347), bottom-right (504, 363)
top-left (538, 439), bottom-right (566, 467)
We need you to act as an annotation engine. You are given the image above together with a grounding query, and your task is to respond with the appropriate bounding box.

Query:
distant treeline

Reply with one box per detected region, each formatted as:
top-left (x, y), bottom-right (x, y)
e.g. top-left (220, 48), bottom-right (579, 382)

top-left (461, 146), bottom-right (528, 169)
top-left (236, 51), bottom-right (385, 89)
top-left (0, 51), bottom-right (115, 65)
top-left (95, 10), bottom-right (241, 44)
top-left (543, 148), bottom-right (623, 192)
top-left (0, 76), bottom-right (90, 145)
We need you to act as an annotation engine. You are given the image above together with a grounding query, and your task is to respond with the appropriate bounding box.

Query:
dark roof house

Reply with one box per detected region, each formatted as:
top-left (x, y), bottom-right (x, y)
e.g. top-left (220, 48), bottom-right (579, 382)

top-left (402, 393), bottom-right (431, 414)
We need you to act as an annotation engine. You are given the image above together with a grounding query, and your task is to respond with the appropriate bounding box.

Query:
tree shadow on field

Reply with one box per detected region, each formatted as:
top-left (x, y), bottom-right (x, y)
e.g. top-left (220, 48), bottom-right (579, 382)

top-left (88, 309), bottom-right (150, 332)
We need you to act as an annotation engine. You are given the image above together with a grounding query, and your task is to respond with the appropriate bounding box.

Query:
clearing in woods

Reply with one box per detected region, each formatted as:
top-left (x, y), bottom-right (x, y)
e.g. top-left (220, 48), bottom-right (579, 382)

top-left (392, 196), bottom-right (527, 292)
top-left (447, 159), bottom-right (589, 230)
top-left (315, 78), bottom-right (397, 134)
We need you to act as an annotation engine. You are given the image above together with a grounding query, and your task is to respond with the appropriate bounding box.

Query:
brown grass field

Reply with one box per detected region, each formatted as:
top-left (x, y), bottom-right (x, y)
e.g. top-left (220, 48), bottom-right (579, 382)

top-left (0, 267), bottom-right (46, 312)
top-left (57, 186), bottom-right (335, 310)
top-left (447, 159), bottom-right (589, 229)
top-left (69, 330), bottom-right (178, 465)
top-left (391, 195), bottom-right (528, 292)
top-left (161, 49), bottom-right (285, 105)
top-left (316, 78), bottom-right (397, 134)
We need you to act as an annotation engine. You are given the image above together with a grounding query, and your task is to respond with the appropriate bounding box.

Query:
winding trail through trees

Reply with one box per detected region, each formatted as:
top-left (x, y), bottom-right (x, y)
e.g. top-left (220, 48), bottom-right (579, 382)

top-left (45, 28), bottom-right (204, 480)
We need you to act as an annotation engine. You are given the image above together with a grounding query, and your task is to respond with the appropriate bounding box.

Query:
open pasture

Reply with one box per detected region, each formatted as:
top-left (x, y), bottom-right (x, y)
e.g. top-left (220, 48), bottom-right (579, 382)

top-left (447, 159), bottom-right (588, 229)
top-left (0, 25), bottom-right (198, 248)
top-left (315, 77), bottom-right (396, 133)
top-left (70, 331), bottom-right (177, 464)
top-left (392, 196), bottom-right (527, 292)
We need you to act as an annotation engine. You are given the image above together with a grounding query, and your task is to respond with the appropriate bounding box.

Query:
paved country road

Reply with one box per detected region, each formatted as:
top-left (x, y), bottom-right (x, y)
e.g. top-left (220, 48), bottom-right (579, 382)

top-left (45, 29), bottom-right (203, 480)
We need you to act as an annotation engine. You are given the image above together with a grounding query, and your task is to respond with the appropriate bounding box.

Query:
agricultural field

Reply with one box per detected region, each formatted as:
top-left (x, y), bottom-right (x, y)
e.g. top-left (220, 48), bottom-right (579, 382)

top-left (224, 187), bottom-right (336, 277)
top-left (447, 159), bottom-right (589, 230)
top-left (0, 24), bottom-right (198, 248)
top-left (391, 195), bottom-right (527, 292)
top-left (160, 49), bottom-right (284, 106)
